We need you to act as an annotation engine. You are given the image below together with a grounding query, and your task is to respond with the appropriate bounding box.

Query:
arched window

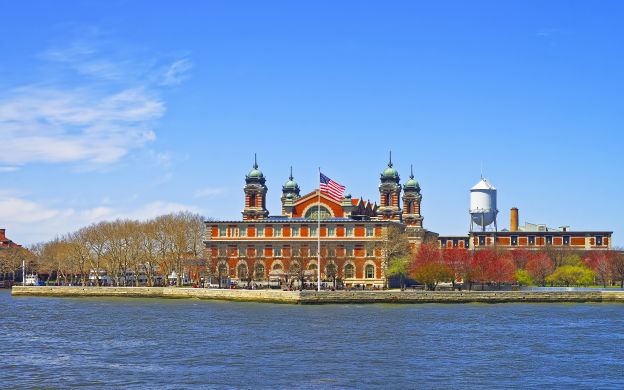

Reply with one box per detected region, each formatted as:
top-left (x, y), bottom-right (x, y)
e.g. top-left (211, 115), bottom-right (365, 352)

top-left (365, 264), bottom-right (375, 279)
top-left (249, 193), bottom-right (256, 207)
top-left (308, 263), bottom-right (317, 270)
top-left (218, 263), bottom-right (228, 276)
top-left (385, 192), bottom-right (391, 206)
top-left (237, 263), bottom-right (248, 279)
top-left (344, 263), bottom-right (355, 279)
top-left (255, 263), bottom-right (265, 279)
top-left (407, 200), bottom-right (413, 214)
top-left (304, 205), bottom-right (332, 220)
top-left (272, 263), bottom-right (283, 271)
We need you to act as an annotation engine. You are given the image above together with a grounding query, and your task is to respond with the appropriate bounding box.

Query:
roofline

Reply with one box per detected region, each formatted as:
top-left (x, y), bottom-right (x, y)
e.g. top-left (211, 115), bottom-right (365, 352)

top-left (206, 219), bottom-right (404, 225)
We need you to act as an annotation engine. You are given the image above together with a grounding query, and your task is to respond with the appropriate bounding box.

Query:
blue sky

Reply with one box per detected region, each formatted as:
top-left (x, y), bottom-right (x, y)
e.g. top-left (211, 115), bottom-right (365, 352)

top-left (0, 1), bottom-right (622, 245)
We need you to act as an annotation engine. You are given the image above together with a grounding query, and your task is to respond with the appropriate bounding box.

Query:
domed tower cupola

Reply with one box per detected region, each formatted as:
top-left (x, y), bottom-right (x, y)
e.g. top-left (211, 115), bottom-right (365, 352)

top-left (281, 166), bottom-right (300, 216)
top-left (242, 154), bottom-right (269, 220)
top-left (402, 165), bottom-right (423, 228)
top-left (378, 151), bottom-right (402, 221)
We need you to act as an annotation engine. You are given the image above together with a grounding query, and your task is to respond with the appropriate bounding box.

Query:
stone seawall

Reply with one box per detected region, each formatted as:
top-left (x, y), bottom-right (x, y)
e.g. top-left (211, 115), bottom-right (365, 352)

top-left (11, 286), bottom-right (624, 304)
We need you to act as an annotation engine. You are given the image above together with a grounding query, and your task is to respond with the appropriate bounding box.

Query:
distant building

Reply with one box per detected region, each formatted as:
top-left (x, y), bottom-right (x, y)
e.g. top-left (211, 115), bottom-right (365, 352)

top-left (0, 229), bottom-right (20, 248)
top-left (438, 207), bottom-right (612, 251)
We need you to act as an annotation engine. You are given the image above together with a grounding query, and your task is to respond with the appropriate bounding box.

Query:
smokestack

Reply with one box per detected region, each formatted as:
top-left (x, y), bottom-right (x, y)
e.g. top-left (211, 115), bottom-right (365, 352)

top-left (510, 208), bottom-right (519, 232)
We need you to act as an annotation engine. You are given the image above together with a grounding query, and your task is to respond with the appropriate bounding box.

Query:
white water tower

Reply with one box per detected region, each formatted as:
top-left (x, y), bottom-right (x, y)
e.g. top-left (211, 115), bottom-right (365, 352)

top-left (470, 177), bottom-right (498, 232)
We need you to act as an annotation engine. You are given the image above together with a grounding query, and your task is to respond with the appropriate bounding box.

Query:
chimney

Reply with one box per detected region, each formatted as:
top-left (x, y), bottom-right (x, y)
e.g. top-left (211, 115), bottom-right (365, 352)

top-left (510, 208), bottom-right (519, 232)
top-left (0, 229), bottom-right (5, 240)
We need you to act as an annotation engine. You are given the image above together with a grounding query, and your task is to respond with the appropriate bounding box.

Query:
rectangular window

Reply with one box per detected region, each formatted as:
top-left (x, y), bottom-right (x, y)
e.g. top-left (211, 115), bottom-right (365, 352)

top-left (563, 235), bottom-right (570, 246)
top-left (346, 227), bottom-right (354, 237)
top-left (511, 236), bottom-right (518, 246)
top-left (310, 226), bottom-right (318, 237)
top-left (274, 227), bottom-right (282, 237)
top-left (528, 236), bottom-right (535, 245)
top-left (219, 227), bottom-right (226, 237)
top-left (218, 247), bottom-right (226, 257)
top-left (238, 246), bottom-right (244, 257)
top-left (346, 246), bottom-right (354, 257)
top-left (257, 246), bottom-right (264, 257)
top-left (596, 235), bottom-right (603, 246)
top-left (366, 226), bottom-right (374, 237)
top-left (440, 239), bottom-right (447, 248)
top-left (292, 227), bottom-right (300, 237)
top-left (274, 247), bottom-right (282, 257)
top-left (328, 227), bottom-right (336, 237)
top-left (366, 247), bottom-right (374, 257)
top-left (546, 235), bottom-right (553, 245)
top-left (257, 227), bottom-right (264, 237)
top-left (239, 227), bottom-right (247, 237)
top-left (328, 248), bottom-right (335, 257)
top-left (478, 236), bottom-right (486, 246)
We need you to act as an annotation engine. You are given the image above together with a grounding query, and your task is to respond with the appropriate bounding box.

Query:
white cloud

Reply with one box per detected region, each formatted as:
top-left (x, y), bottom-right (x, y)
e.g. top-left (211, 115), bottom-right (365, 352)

top-left (0, 86), bottom-right (162, 165)
top-left (160, 58), bottom-right (193, 86)
top-left (194, 187), bottom-right (225, 198)
top-left (0, 194), bottom-right (203, 245)
top-left (0, 37), bottom-right (191, 167)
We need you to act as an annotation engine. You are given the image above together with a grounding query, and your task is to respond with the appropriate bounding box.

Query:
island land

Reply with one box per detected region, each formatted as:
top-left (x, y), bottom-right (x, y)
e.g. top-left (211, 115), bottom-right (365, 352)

top-left (11, 286), bottom-right (624, 304)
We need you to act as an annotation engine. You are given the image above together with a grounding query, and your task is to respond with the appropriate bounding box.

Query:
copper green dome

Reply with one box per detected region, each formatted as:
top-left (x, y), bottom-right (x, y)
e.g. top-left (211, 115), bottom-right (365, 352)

top-left (382, 165), bottom-right (399, 179)
top-left (404, 166), bottom-right (420, 191)
top-left (283, 167), bottom-right (299, 190)
top-left (380, 151), bottom-right (400, 180)
top-left (246, 154), bottom-right (265, 180)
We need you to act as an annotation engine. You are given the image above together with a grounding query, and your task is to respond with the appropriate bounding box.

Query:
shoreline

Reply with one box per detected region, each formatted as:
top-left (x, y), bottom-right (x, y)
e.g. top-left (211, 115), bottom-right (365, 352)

top-left (10, 286), bottom-right (624, 304)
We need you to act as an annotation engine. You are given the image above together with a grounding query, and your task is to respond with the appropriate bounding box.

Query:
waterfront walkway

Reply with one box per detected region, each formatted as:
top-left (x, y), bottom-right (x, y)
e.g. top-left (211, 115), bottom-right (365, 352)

top-left (11, 286), bottom-right (624, 304)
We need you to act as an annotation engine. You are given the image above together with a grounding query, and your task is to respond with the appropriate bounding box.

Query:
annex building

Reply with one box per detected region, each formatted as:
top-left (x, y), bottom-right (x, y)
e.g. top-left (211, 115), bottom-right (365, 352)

top-left (205, 156), bottom-right (437, 288)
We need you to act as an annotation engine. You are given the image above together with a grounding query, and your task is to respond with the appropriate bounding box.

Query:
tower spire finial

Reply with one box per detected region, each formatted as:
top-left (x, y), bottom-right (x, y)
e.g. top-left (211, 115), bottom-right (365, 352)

top-left (388, 150), bottom-right (393, 167)
top-left (289, 166), bottom-right (293, 180)
top-left (254, 153), bottom-right (258, 169)
top-left (410, 164), bottom-right (414, 179)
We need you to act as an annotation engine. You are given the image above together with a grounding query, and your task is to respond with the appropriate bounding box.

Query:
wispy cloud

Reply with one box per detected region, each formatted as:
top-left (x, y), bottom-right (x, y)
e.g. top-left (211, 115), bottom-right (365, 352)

top-left (160, 58), bottom-right (193, 86)
top-left (194, 187), bottom-right (225, 198)
top-left (0, 34), bottom-right (192, 168)
top-left (0, 192), bottom-right (203, 244)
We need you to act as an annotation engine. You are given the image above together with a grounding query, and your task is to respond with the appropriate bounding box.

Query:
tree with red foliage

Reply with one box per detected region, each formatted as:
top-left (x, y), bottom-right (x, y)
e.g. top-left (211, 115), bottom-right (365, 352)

top-left (608, 250), bottom-right (624, 288)
top-left (526, 252), bottom-right (555, 286)
top-left (469, 249), bottom-right (515, 290)
top-left (411, 243), bottom-right (451, 291)
top-left (486, 251), bottom-right (516, 289)
top-left (584, 251), bottom-right (612, 287)
top-left (442, 247), bottom-right (471, 290)
top-left (510, 249), bottom-right (531, 270)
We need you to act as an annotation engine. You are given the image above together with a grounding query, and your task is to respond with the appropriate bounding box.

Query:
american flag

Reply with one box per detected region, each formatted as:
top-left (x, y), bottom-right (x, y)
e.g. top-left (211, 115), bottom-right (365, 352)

top-left (320, 172), bottom-right (346, 201)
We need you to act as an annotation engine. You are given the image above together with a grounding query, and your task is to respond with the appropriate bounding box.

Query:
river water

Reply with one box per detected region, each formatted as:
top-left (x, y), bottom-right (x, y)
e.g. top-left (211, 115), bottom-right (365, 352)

top-left (1, 290), bottom-right (623, 389)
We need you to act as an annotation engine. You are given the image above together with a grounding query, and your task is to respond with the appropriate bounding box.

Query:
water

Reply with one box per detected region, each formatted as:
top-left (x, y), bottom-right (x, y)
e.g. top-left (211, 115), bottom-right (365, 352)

top-left (2, 290), bottom-right (623, 389)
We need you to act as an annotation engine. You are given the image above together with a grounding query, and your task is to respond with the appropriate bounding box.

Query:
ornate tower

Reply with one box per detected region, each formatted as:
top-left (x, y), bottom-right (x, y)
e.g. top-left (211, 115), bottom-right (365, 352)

top-left (281, 166), bottom-right (300, 216)
top-left (378, 152), bottom-right (402, 220)
top-left (242, 154), bottom-right (269, 220)
top-left (402, 165), bottom-right (423, 228)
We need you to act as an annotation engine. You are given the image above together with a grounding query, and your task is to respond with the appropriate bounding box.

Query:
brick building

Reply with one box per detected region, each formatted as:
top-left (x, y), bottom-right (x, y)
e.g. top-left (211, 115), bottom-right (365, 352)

top-left (205, 155), bottom-right (438, 288)
top-left (0, 229), bottom-right (20, 248)
top-left (438, 208), bottom-right (613, 251)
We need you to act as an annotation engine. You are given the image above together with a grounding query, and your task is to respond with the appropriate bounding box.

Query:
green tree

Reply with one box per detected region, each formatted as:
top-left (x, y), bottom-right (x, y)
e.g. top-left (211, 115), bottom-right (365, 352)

top-left (386, 255), bottom-right (410, 290)
top-left (515, 269), bottom-right (533, 286)
top-left (546, 265), bottom-right (595, 287)
top-left (378, 224), bottom-right (411, 289)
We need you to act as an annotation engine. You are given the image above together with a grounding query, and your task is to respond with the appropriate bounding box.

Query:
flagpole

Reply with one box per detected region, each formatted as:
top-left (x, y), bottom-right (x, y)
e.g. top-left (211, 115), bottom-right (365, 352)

top-left (318, 167), bottom-right (321, 292)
